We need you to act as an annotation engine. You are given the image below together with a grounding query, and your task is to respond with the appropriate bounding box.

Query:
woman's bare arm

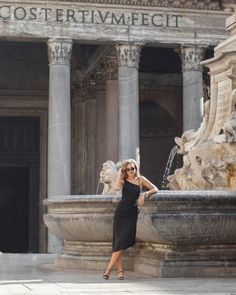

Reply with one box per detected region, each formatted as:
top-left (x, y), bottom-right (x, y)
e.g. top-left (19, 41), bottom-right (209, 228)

top-left (140, 176), bottom-right (158, 198)
top-left (137, 176), bottom-right (158, 206)
top-left (114, 168), bottom-right (124, 191)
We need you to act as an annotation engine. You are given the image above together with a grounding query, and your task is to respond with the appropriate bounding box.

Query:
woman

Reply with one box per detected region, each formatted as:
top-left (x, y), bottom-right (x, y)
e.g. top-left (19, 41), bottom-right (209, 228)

top-left (103, 159), bottom-right (158, 280)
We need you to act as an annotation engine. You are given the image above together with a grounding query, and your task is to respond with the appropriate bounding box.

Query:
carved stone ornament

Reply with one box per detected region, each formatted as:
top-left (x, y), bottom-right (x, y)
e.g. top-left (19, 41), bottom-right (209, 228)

top-left (77, 80), bottom-right (96, 101)
top-left (179, 46), bottom-right (205, 71)
top-left (49, 0), bottom-right (221, 10)
top-left (103, 56), bottom-right (118, 80)
top-left (99, 160), bottom-right (119, 194)
top-left (116, 43), bottom-right (143, 68)
top-left (48, 38), bottom-right (73, 66)
top-left (93, 66), bottom-right (107, 82)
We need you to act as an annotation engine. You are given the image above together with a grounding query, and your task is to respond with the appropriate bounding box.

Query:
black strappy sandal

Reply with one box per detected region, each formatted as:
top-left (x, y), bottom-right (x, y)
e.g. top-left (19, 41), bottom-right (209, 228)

top-left (117, 270), bottom-right (124, 280)
top-left (103, 269), bottom-right (111, 280)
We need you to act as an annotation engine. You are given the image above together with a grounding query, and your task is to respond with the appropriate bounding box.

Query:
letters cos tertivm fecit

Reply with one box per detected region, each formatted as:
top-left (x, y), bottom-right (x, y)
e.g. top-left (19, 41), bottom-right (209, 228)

top-left (0, 5), bottom-right (182, 27)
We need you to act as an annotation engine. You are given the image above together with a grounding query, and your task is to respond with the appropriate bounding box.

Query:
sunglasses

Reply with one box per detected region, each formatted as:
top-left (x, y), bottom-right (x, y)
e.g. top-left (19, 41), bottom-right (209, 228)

top-left (126, 167), bottom-right (136, 172)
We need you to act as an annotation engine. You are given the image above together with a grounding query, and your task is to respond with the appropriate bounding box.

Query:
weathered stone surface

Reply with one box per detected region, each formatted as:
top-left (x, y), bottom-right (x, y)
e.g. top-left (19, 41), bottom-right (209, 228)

top-left (137, 191), bottom-right (236, 245)
top-left (56, 241), bottom-right (135, 270)
top-left (134, 243), bottom-right (236, 277)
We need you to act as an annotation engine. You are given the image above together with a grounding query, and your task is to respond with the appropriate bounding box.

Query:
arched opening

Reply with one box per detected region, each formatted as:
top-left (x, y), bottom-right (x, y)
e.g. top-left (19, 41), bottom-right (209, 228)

top-left (139, 46), bottom-right (182, 188)
top-left (140, 101), bottom-right (179, 188)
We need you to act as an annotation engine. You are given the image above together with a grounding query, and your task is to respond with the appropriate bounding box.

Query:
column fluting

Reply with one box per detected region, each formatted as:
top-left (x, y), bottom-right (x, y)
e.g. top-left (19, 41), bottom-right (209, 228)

top-left (116, 43), bottom-right (143, 162)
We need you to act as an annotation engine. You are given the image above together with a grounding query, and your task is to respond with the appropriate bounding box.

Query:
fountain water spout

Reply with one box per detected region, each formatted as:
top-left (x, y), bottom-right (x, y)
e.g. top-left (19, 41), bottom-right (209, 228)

top-left (161, 145), bottom-right (179, 189)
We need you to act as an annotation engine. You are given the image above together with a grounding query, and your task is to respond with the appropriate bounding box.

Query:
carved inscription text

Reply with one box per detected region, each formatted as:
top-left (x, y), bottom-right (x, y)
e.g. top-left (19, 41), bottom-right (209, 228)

top-left (0, 5), bottom-right (182, 27)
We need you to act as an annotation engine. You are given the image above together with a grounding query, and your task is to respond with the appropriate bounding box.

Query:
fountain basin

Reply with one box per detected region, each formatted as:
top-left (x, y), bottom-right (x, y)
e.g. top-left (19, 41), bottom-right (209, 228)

top-left (137, 190), bottom-right (236, 245)
top-left (43, 191), bottom-right (236, 277)
top-left (43, 195), bottom-right (118, 242)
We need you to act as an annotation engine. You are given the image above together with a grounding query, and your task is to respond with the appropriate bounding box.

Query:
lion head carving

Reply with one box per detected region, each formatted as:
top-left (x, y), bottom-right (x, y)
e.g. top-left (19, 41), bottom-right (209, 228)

top-left (99, 160), bottom-right (121, 194)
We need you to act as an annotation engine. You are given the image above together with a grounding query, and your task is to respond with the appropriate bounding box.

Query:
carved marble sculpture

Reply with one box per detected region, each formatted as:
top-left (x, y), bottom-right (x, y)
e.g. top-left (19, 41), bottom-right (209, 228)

top-left (174, 100), bottom-right (210, 155)
top-left (224, 111), bottom-right (236, 143)
top-left (174, 129), bottom-right (196, 154)
top-left (99, 160), bottom-right (119, 194)
top-left (168, 14), bottom-right (236, 190)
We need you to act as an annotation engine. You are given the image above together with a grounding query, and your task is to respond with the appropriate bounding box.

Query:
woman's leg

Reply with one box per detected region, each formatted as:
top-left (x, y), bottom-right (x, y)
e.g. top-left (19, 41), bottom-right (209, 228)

top-left (104, 250), bottom-right (123, 277)
top-left (107, 250), bottom-right (123, 270)
top-left (116, 252), bottom-right (124, 279)
top-left (116, 252), bottom-right (123, 272)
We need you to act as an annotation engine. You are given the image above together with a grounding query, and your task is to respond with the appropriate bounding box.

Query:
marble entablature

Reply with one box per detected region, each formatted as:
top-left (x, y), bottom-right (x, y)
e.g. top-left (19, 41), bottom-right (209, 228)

top-left (0, 0), bottom-right (232, 44)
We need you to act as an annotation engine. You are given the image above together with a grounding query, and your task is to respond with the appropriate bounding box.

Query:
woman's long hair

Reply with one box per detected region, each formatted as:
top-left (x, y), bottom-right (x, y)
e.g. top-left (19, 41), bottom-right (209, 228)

top-left (121, 159), bottom-right (140, 179)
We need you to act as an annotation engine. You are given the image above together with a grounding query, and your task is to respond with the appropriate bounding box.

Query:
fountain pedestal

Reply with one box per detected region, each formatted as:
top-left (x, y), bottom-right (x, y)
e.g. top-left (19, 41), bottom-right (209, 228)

top-left (134, 244), bottom-right (236, 277)
top-left (56, 241), bottom-right (135, 270)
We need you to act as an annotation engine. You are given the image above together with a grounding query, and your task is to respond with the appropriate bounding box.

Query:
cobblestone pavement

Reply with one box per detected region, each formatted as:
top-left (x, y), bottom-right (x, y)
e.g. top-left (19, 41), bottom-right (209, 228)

top-left (0, 254), bottom-right (236, 295)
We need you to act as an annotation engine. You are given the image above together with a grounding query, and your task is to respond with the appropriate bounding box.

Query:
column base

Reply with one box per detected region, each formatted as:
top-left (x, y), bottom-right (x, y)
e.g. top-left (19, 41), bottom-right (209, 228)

top-left (134, 243), bottom-right (236, 277)
top-left (55, 241), bottom-right (135, 270)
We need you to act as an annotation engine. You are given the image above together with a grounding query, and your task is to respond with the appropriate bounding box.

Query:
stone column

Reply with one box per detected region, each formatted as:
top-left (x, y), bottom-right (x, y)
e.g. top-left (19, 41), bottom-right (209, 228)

top-left (179, 46), bottom-right (205, 131)
top-left (104, 56), bottom-right (119, 163)
top-left (83, 80), bottom-right (96, 194)
top-left (116, 43), bottom-right (143, 162)
top-left (47, 38), bottom-right (72, 252)
top-left (72, 83), bottom-right (85, 195)
top-left (73, 80), bottom-right (96, 195)
top-left (94, 72), bottom-right (106, 191)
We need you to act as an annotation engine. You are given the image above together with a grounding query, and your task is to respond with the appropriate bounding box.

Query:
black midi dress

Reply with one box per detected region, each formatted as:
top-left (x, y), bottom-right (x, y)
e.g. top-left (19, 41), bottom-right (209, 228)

top-left (112, 179), bottom-right (141, 252)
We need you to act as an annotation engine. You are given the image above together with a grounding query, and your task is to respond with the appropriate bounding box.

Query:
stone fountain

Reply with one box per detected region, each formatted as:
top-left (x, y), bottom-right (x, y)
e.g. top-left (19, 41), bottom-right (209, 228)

top-left (168, 14), bottom-right (236, 190)
top-left (43, 14), bottom-right (236, 277)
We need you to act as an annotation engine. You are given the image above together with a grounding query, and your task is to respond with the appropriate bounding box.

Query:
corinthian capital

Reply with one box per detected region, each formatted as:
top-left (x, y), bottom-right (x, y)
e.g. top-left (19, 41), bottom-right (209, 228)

top-left (178, 46), bottom-right (205, 71)
top-left (76, 80), bottom-right (96, 102)
top-left (116, 43), bottom-right (143, 68)
top-left (103, 56), bottom-right (118, 80)
top-left (48, 38), bottom-right (73, 66)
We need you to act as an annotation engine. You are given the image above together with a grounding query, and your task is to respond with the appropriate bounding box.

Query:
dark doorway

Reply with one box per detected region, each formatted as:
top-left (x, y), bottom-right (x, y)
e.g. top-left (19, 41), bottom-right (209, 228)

top-left (0, 117), bottom-right (40, 253)
top-left (0, 167), bottom-right (29, 252)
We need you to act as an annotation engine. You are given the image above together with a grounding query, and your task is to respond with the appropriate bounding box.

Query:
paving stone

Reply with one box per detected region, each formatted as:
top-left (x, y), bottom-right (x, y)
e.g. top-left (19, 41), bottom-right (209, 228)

top-left (0, 254), bottom-right (236, 295)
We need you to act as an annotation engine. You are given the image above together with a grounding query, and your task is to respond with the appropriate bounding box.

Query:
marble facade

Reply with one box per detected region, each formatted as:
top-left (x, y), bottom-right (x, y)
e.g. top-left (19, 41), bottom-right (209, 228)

top-left (0, 0), bottom-right (235, 252)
